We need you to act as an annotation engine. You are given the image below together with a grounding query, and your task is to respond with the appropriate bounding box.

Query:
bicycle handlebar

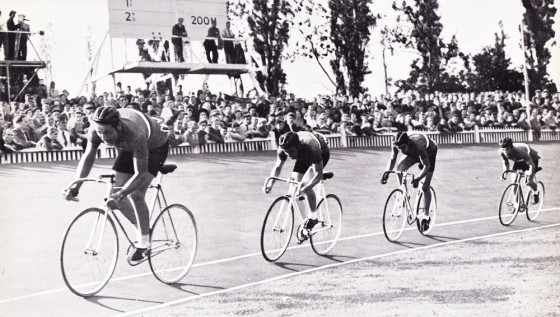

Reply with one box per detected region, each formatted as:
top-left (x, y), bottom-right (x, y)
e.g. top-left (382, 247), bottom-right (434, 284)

top-left (263, 176), bottom-right (304, 199)
top-left (382, 170), bottom-right (415, 183)
top-left (65, 175), bottom-right (115, 191)
top-left (501, 170), bottom-right (527, 180)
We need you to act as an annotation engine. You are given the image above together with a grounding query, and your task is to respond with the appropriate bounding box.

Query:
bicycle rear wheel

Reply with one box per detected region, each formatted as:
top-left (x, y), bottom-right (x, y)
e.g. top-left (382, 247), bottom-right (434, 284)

top-left (310, 194), bottom-right (343, 256)
top-left (416, 187), bottom-right (437, 235)
top-left (149, 204), bottom-right (198, 284)
top-left (60, 208), bottom-right (119, 297)
top-left (526, 181), bottom-right (545, 221)
top-left (383, 189), bottom-right (407, 242)
top-left (261, 196), bottom-right (294, 262)
top-left (499, 184), bottom-right (520, 226)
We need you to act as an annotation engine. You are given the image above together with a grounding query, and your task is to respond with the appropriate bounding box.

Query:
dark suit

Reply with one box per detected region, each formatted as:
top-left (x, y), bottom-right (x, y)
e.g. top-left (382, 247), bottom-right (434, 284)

top-left (12, 127), bottom-right (35, 149)
top-left (6, 17), bottom-right (17, 60)
top-left (172, 23), bottom-right (187, 62)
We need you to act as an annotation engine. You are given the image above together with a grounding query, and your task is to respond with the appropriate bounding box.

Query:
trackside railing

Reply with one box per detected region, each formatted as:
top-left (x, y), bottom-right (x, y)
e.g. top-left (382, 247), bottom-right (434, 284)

top-left (1, 128), bottom-right (558, 164)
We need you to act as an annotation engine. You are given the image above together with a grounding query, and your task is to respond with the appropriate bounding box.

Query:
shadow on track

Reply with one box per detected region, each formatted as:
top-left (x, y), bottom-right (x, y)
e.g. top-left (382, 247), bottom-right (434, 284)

top-left (166, 282), bottom-right (226, 295)
top-left (85, 294), bottom-right (164, 312)
top-left (273, 261), bottom-right (318, 272)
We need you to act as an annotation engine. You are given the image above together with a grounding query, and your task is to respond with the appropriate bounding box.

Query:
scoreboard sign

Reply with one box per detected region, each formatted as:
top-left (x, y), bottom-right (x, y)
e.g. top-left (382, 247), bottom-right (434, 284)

top-left (108, 0), bottom-right (228, 41)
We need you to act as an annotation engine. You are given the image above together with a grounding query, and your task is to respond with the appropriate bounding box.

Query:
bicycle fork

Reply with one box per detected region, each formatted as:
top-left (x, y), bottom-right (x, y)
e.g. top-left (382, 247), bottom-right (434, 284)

top-left (84, 210), bottom-right (111, 256)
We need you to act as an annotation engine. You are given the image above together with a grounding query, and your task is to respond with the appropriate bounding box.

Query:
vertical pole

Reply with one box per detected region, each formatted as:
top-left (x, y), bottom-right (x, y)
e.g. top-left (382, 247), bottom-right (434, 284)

top-left (6, 64), bottom-right (11, 103)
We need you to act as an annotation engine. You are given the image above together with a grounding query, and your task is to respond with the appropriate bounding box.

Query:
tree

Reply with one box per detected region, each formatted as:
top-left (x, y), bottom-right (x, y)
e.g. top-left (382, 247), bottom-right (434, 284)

top-left (246, 0), bottom-right (293, 96)
top-left (469, 22), bottom-right (523, 92)
top-left (391, 0), bottom-right (462, 93)
top-left (521, 0), bottom-right (557, 93)
top-left (329, 0), bottom-right (377, 97)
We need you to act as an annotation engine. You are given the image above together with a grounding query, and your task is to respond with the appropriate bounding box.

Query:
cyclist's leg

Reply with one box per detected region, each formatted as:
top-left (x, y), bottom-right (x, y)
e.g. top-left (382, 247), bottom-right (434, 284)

top-left (112, 171), bottom-right (136, 224)
top-left (396, 155), bottom-right (416, 180)
top-left (129, 178), bottom-right (154, 248)
top-left (421, 172), bottom-right (434, 216)
top-left (305, 135), bottom-right (330, 217)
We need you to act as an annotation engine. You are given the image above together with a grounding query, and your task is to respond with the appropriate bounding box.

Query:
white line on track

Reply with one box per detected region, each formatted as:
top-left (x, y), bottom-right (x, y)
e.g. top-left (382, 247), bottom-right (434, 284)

top-left (117, 222), bottom-right (560, 317)
top-left (1, 207), bottom-right (559, 305)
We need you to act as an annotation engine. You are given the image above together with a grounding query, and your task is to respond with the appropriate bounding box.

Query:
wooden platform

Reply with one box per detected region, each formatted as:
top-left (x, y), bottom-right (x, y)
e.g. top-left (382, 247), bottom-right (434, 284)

top-left (108, 61), bottom-right (251, 76)
top-left (0, 60), bottom-right (47, 68)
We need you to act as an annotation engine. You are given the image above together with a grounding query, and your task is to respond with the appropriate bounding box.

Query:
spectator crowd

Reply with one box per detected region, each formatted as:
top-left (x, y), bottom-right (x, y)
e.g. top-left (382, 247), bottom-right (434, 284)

top-left (1, 78), bottom-right (559, 155)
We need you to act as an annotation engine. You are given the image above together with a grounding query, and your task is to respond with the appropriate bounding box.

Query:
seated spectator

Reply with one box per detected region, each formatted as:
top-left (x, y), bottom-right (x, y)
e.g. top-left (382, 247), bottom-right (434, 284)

top-left (12, 114), bottom-right (36, 149)
top-left (56, 118), bottom-right (73, 148)
top-left (197, 120), bottom-right (209, 145)
top-left (2, 129), bottom-right (18, 152)
top-left (36, 127), bottom-right (64, 151)
top-left (182, 121), bottom-right (200, 146)
top-left (207, 120), bottom-right (225, 143)
top-left (541, 107), bottom-right (557, 129)
top-left (68, 117), bottom-right (87, 150)
top-left (447, 113), bottom-right (464, 132)
top-left (227, 122), bottom-right (247, 142)
top-left (517, 111), bottom-right (531, 130)
top-left (437, 118), bottom-right (451, 133)
top-left (164, 119), bottom-right (183, 147)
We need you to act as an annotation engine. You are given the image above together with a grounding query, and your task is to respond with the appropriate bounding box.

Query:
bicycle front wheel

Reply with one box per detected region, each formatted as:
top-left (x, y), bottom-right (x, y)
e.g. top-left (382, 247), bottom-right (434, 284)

top-left (526, 181), bottom-right (545, 221)
top-left (383, 189), bottom-right (407, 242)
top-left (499, 184), bottom-right (520, 226)
top-left (310, 194), bottom-right (343, 255)
top-left (149, 204), bottom-right (198, 284)
top-left (416, 187), bottom-right (437, 235)
top-left (60, 208), bottom-right (119, 297)
top-left (261, 196), bottom-right (294, 262)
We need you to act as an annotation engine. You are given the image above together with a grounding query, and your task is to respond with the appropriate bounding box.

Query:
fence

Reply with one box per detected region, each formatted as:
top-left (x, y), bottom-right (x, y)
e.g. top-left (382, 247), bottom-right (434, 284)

top-left (1, 127), bottom-right (559, 165)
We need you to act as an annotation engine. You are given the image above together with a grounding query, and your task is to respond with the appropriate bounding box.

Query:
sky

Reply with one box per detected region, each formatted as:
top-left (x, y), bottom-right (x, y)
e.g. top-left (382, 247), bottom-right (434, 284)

top-left (2, 0), bottom-right (559, 98)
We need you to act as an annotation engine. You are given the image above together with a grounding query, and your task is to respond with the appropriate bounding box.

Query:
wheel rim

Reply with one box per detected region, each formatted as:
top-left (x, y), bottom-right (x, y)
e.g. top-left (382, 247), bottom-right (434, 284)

top-left (383, 189), bottom-right (406, 242)
top-left (261, 197), bottom-right (293, 262)
top-left (60, 208), bottom-right (118, 297)
top-left (149, 204), bottom-right (198, 284)
top-left (311, 194), bottom-right (343, 255)
top-left (526, 182), bottom-right (545, 221)
top-left (499, 184), bottom-right (519, 226)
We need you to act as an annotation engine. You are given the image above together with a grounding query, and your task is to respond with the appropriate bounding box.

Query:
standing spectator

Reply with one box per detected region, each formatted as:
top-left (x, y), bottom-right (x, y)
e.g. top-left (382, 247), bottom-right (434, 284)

top-left (48, 81), bottom-right (60, 98)
top-left (16, 14), bottom-right (29, 60)
top-left (222, 21), bottom-right (235, 63)
top-left (0, 113), bottom-right (15, 153)
top-left (36, 126), bottom-right (63, 151)
top-left (203, 20), bottom-right (221, 63)
top-left (171, 18), bottom-right (188, 62)
top-left (0, 11), bottom-right (5, 58)
top-left (56, 118), bottom-right (72, 148)
top-left (6, 10), bottom-right (16, 60)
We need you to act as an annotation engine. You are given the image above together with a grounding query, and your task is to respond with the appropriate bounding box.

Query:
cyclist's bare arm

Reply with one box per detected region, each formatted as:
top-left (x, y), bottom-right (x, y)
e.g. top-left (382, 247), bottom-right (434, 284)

top-left (499, 149), bottom-right (510, 172)
top-left (300, 160), bottom-right (324, 194)
top-left (71, 132), bottom-right (101, 193)
top-left (386, 146), bottom-right (399, 171)
top-left (115, 140), bottom-right (151, 197)
top-left (263, 156), bottom-right (285, 193)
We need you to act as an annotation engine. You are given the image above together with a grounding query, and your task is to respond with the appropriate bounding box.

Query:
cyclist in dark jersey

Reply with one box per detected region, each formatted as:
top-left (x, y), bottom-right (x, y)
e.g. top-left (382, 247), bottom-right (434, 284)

top-left (499, 137), bottom-right (542, 203)
top-left (63, 106), bottom-right (169, 264)
top-left (263, 131), bottom-right (330, 231)
top-left (381, 131), bottom-right (438, 231)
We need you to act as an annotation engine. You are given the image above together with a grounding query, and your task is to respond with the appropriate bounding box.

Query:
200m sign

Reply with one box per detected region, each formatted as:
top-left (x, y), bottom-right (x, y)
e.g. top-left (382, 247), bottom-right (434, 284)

top-left (191, 16), bottom-right (217, 25)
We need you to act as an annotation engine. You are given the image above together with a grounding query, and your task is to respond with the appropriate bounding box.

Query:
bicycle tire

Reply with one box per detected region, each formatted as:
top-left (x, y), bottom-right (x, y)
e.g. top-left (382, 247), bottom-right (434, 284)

top-left (416, 186), bottom-right (437, 235)
top-left (499, 183), bottom-right (520, 226)
top-left (149, 204), bottom-right (198, 284)
top-left (383, 189), bottom-right (407, 242)
top-left (310, 194), bottom-right (343, 256)
top-left (60, 208), bottom-right (119, 297)
top-left (260, 196), bottom-right (294, 262)
top-left (526, 181), bottom-right (545, 221)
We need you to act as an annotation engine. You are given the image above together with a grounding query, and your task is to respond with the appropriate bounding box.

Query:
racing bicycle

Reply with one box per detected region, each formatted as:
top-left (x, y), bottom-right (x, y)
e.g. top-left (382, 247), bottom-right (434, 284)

top-left (381, 170), bottom-right (437, 242)
top-left (60, 164), bottom-right (198, 297)
top-left (260, 172), bottom-right (343, 262)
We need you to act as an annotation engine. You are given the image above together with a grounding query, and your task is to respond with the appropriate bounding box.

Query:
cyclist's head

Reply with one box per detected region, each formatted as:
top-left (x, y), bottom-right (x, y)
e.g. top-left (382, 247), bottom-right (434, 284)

top-left (393, 131), bottom-right (410, 147)
top-left (279, 132), bottom-right (300, 150)
top-left (499, 137), bottom-right (513, 149)
top-left (92, 106), bottom-right (120, 127)
top-left (91, 106), bottom-right (121, 145)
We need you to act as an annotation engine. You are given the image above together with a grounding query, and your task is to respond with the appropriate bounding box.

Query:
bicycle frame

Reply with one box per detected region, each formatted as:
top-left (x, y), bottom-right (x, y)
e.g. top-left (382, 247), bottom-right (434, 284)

top-left (264, 176), bottom-right (332, 236)
top-left (502, 170), bottom-right (532, 212)
top-left (66, 173), bottom-right (170, 252)
top-left (384, 171), bottom-right (423, 222)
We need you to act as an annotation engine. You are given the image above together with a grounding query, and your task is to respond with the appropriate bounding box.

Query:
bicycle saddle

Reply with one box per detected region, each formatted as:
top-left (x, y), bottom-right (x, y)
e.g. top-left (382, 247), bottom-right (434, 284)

top-left (160, 164), bottom-right (177, 174)
top-left (323, 172), bottom-right (334, 180)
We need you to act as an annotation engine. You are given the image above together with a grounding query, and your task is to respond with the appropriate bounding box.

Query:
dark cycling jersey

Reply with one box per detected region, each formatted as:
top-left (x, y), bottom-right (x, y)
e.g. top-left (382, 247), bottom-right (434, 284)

top-left (277, 131), bottom-right (330, 174)
top-left (500, 143), bottom-right (541, 172)
top-left (396, 134), bottom-right (438, 172)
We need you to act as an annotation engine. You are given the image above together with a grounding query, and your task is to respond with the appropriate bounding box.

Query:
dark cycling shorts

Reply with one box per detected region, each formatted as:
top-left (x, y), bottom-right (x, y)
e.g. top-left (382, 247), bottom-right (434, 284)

top-left (113, 141), bottom-right (169, 177)
top-left (416, 147), bottom-right (438, 172)
top-left (293, 135), bottom-right (330, 174)
top-left (513, 159), bottom-right (539, 172)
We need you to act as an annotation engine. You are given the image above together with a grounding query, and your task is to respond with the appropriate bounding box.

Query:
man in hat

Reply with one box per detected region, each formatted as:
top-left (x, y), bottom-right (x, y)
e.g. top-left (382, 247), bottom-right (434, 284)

top-left (6, 10), bottom-right (16, 60)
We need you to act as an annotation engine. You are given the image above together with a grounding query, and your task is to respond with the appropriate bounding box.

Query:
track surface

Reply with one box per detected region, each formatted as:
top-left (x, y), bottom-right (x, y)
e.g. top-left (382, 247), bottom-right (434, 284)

top-left (0, 144), bottom-right (559, 316)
